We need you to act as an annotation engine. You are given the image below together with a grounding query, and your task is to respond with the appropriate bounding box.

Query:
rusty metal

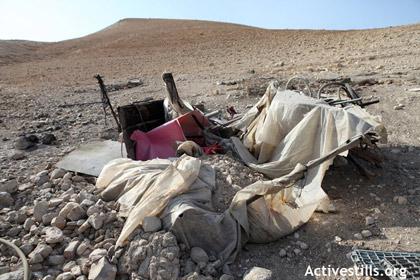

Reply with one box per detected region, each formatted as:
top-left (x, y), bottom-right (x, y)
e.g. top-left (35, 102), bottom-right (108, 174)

top-left (94, 74), bottom-right (121, 132)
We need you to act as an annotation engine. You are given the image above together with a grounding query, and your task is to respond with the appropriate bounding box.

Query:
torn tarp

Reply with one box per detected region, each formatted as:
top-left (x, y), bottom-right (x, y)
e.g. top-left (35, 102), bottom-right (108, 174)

top-left (96, 81), bottom-right (386, 264)
top-left (96, 155), bottom-right (240, 263)
top-left (229, 81), bottom-right (386, 243)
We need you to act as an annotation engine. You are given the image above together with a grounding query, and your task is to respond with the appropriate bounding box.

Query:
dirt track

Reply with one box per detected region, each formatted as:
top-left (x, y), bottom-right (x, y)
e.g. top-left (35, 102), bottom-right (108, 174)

top-left (0, 19), bottom-right (419, 279)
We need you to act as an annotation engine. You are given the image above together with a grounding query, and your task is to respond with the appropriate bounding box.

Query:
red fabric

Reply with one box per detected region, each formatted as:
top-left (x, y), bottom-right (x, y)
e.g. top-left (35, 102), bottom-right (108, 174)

top-left (130, 119), bottom-right (186, 160)
top-left (203, 143), bottom-right (224, 155)
top-left (130, 110), bottom-right (223, 161)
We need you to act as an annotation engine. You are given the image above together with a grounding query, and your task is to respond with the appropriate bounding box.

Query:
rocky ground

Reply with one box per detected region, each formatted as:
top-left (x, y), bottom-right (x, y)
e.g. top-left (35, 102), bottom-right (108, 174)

top-left (0, 19), bottom-right (419, 279)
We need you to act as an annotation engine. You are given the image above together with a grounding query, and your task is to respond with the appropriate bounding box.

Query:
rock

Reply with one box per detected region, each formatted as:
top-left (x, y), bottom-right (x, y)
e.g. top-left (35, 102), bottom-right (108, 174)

top-left (361, 230), bottom-right (372, 238)
top-left (10, 150), bottom-right (25, 160)
top-left (396, 196), bottom-right (408, 205)
top-left (7, 226), bottom-right (22, 236)
top-left (365, 216), bottom-right (375, 226)
top-left (56, 272), bottom-right (75, 280)
top-left (6, 210), bottom-right (24, 224)
top-left (49, 198), bottom-right (64, 207)
top-left (293, 248), bottom-right (301, 255)
top-left (220, 274), bottom-right (235, 280)
top-left (243, 267), bottom-right (273, 280)
top-left (20, 243), bottom-right (34, 255)
top-left (279, 249), bottom-right (287, 257)
top-left (71, 175), bottom-right (84, 182)
top-left (393, 104), bottom-right (405, 110)
top-left (64, 241), bottom-right (80, 259)
top-left (334, 236), bottom-right (342, 242)
top-left (190, 247), bottom-right (209, 264)
top-left (33, 170), bottom-right (49, 186)
top-left (76, 242), bottom-right (89, 256)
top-left (0, 192), bottom-right (14, 207)
top-left (63, 261), bottom-right (77, 272)
top-left (78, 220), bottom-right (91, 234)
top-left (67, 203), bottom-right (86, 221)
top-left (50, 168), bottom-right (66, 180)
top-left (29, 251), bottom-right (44, 264)
top-left (33, 200), bottom-right (49, 222)
top-left (18, 183), bottom-right (32, 191)
top-left (299, 242), bottom-right (309, 250)
top-left (14, 136), bottom-right (35, 150)
top-left (88, 257), bottom-right (117, 280)
top-left (142, 216), bottom-right (162, 232)
top-left (29, 243), bottom-right (52, 263)
top-left (88, 213), bottom-right (106, 230)
top-left (80, 199), bottom-right (95, 208)
top-left (0, 179), bottom-right (18, 194)
top-left (41, 133), bottom-right (57, 145)
top-left (63, 172), bottom-right (73, 181)
top-left (71, 265), bottom-right (82, 277)
top-left (226, 175), bottom-right (233, 185)
top-left (51, 216), bottom-right (66, 229)
top-left (86, 205), bottom-right (101, 216)
top-left (45, 227), bottom-right (64, 244)
top-left (48, 255), bottom-right (65, 265)
top-left (59, 202), bottom-right (77, 218)
top-left (89, 248), bottom-right (108, 262)
top-left (0, 269), bottom-right (24, 280)
top-left (42, 212), bottom-right (57, 225)
top-left (354, 233), bottom-right (363, 240)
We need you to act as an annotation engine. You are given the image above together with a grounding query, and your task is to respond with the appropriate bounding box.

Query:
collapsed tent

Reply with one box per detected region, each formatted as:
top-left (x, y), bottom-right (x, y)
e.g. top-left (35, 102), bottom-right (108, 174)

top-left (229, 81), bottom-right (386, 243)
top-left (96, 155), bottom-right (240, 263)
top-left (95, 81), bottom-right (386, 263)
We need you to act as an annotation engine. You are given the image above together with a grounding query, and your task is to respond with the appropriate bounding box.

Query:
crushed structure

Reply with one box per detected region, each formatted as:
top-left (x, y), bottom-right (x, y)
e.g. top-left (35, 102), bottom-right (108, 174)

top-left (1, 72), bottom-right (400, 280)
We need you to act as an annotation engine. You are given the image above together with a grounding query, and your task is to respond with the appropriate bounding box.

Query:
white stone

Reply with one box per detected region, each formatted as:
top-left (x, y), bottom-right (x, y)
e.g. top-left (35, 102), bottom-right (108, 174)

top-left (89, 249), bottom-right (107, 262)
top-left (64, 241), bottom-right (80, 259)
top-left (88, 257), bottom-right (116, 280)
top-left (45, 227), bottom-right (64, 244)
top-left (51, 216), bottom-right (66, 229)
top-left (361, 230), bottom-right (372, 238)
top-left (243, 267), bottom-right (272, 280)
top-left (365, 216), bottom-right (375, 226)
top-left (354, 233), bottom-right (363, 240)
top-left (50, 168), bottom-right (66, 180)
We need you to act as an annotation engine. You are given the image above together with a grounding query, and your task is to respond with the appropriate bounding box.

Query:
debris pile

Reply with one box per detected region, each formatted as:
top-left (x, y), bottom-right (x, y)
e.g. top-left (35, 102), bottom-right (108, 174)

top-left (204, 154), bottom-right (264, 212)
top-left (0, 72), bottom-right (395, 280)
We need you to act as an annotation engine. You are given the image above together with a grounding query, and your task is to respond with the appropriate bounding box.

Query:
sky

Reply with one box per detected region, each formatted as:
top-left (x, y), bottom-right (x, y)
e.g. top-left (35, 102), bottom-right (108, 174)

top-left (1, 0), bottom-right (420, 42)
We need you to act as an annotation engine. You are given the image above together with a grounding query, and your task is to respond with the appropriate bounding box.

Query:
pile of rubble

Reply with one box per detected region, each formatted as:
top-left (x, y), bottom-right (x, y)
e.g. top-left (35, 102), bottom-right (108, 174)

top-left (0, 73), bottom-right (395, 280)
top-left (1, 158), bottom-right (255, 280)
top-left (204, 153), bottom-right (264, 212)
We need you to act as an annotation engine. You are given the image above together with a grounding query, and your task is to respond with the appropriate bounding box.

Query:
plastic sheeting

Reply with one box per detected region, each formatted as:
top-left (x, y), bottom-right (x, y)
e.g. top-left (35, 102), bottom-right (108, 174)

top-left (229, 81), bottom-right (385, 243)
top-left (129, 110), bottom-right (211, 160)
top-left (96, 155), bottom-right (240, 263)
top-left (96, 81), bottom-right (386, 263)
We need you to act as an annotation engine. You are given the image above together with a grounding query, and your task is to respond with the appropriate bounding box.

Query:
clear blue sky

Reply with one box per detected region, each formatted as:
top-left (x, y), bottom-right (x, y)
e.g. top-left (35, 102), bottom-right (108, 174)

top-left (1, 0), bottom-right (419, 42)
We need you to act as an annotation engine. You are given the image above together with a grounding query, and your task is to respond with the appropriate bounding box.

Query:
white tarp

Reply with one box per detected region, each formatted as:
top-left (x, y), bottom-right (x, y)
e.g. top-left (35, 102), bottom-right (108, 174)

top-left (96, 81), bottom-right (386, 262)
top-left (229, 82), bottom-right (385, 243)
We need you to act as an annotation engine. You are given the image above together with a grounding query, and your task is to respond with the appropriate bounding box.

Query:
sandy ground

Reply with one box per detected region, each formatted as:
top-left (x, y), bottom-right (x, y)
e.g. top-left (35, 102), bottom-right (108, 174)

top-left (0, 19), bottom-right (419, 279)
